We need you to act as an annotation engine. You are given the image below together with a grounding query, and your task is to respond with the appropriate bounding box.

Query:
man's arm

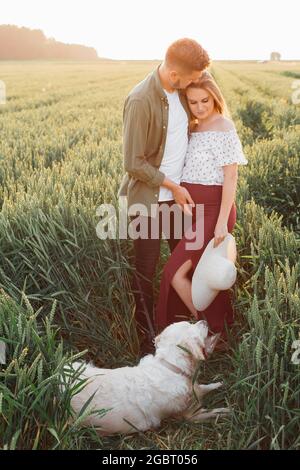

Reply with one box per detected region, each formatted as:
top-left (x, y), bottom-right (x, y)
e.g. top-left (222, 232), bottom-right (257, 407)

top-left (122, 98), bottom-right (165, 187)
top-left (123, 97), bottom-right (195, 215)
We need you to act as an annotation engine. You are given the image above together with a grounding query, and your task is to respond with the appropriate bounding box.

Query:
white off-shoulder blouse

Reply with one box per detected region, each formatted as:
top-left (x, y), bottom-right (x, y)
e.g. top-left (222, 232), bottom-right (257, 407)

top-left (181, 129), bottom-right (248, 185)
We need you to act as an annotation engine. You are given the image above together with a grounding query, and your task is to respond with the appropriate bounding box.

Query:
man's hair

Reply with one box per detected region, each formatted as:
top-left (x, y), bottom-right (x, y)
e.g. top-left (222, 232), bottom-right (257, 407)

top-left (165, 38), bottom-right (210, 73)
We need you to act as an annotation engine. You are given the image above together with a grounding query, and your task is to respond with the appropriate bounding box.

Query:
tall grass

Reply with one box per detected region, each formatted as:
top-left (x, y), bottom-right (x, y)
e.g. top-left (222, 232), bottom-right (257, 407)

top-left (0, 60), bottom-right (299, 449)
top-left (0, 290), bottom-right (108, 449)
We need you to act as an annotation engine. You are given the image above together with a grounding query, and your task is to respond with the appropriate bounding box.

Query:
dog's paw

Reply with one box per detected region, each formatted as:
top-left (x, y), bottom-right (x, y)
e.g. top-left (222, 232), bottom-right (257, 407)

top-left (213, 381), bottom-right (223, 388)
top-left (211, 407), bottom-right (231, 415)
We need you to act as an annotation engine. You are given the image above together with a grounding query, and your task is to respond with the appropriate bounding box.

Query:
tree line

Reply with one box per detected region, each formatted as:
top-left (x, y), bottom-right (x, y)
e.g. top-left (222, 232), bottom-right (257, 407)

top-left (0, 25), bottom-right (98, 60)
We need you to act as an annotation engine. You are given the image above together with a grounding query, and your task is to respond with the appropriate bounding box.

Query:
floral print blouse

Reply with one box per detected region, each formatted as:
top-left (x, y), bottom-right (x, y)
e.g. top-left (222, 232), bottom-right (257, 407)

top-left (181, 129), bottom-right (248, 185)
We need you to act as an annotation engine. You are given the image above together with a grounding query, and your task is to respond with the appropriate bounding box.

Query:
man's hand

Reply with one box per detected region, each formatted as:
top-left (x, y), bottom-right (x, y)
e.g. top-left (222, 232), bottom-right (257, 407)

top-left (161, 177), bottom-right (195, 216)
top-left (172, 185), bottom-right (195, 216)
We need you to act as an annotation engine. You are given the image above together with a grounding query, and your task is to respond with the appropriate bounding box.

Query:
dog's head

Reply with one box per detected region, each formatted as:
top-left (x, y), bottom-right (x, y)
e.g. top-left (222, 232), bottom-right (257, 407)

top-left (154, 321), bottom-right (219, 374)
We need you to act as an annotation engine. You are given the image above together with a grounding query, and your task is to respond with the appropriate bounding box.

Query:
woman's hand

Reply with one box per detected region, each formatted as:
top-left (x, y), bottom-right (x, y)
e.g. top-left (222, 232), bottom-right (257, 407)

top-left (213, 220), bottom-right (228, 248)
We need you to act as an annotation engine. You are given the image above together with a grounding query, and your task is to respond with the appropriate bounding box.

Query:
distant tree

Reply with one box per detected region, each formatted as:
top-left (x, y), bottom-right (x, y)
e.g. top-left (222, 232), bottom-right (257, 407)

top-left (270, 51), bottom-right (281, 61)
top-left (0, 25), bottom-right (98, 60)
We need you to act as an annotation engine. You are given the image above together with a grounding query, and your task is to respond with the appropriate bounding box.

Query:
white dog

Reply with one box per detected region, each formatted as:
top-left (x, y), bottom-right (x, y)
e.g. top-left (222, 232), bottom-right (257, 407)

top-left (63, 320), bottom-right (229, 435)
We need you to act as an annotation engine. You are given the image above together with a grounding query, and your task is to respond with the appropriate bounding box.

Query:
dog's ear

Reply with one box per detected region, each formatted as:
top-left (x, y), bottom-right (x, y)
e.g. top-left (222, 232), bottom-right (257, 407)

top-left (204, 333), bottom-right (221, 355)
top-left (181, 336), bottom-right (206, 361)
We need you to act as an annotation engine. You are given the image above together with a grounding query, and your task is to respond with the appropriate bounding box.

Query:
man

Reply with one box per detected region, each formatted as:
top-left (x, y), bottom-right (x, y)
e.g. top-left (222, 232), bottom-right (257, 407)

top-left (118, 38), bottom-right (210, 356)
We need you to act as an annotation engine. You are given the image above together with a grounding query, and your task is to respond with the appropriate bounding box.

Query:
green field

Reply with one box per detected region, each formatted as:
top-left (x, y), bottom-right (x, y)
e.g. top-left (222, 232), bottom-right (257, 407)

top-left (0, 60), bottom-right (299, 450)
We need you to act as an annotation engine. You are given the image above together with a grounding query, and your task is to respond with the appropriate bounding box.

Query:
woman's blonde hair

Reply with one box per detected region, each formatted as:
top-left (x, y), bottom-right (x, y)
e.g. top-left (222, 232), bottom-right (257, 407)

top-left (183, 71), bottom-right (231, 132)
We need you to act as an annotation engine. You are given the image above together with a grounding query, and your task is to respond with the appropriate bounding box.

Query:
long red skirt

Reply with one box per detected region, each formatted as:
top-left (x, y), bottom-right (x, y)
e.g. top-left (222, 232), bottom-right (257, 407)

top-left (154, 182), bottom-right (237, 335)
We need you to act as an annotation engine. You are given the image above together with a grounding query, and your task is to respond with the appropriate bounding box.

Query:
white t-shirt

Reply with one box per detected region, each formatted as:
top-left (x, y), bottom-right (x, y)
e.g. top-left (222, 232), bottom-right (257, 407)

top-left (181, 129), bottom-right (248, 185)
top-left (158, 90), bottom-right (188, 201)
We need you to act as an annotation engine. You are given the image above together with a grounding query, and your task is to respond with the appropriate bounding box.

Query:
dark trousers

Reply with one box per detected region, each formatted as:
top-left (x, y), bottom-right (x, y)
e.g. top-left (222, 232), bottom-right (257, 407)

top-left (129, 200), bottom-right (184, 339)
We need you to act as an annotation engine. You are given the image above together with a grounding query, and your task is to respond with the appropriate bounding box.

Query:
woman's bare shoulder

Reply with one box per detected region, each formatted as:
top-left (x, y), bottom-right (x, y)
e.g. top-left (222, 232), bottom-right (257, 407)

top-left (211, 116), bottom-right (236, 132)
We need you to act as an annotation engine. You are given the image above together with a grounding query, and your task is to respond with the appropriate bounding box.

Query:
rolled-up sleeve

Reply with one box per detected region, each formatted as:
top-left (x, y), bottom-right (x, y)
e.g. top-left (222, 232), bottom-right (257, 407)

top-left (122, 98), bottom-right (165, 188)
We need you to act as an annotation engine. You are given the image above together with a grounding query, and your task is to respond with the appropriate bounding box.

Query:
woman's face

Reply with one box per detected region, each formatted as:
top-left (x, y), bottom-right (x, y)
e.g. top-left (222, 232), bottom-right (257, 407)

top-left (186, 87), bottom-right (215, 121)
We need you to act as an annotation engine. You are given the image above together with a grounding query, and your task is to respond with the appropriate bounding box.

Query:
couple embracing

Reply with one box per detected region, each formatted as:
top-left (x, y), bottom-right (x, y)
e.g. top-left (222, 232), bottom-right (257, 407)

top-left (118, 38), bottom-right (248, 356)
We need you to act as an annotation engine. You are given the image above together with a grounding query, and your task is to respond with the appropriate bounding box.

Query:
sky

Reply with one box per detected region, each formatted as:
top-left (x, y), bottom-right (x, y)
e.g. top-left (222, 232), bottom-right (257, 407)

top-left (1, 0), bottom-right (299, 60)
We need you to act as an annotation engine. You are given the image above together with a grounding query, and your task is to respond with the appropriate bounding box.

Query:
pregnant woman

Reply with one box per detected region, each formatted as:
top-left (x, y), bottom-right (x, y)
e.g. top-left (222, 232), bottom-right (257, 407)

top-left (155, 71), bottom-right (248, 339)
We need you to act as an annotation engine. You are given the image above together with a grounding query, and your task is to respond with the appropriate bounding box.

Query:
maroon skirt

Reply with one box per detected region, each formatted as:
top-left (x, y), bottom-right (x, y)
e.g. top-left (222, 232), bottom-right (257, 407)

top-left (154, 182), bottom-right (237, 335)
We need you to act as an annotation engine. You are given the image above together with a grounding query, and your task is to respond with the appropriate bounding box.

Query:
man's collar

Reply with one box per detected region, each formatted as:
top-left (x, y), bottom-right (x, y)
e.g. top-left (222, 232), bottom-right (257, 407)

top-left (153, 63), bottom-right (167, 100)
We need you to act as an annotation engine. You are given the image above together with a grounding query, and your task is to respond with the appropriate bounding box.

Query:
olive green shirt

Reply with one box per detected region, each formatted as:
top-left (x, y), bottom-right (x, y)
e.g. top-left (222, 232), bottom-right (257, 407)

top-left (117, 63), bottom-right (193, 217)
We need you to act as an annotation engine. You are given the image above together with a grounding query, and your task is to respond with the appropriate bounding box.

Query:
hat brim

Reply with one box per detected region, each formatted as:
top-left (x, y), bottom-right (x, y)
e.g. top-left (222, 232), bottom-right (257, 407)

top-left (191, 234), bottom-right (237, 311)
top-left (192, 281), bottom-right (218, 311)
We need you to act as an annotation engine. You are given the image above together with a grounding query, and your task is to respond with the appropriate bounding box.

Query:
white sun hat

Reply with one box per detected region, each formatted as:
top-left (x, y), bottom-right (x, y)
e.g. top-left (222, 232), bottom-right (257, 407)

top-left (191, 233), bottom-right (237, 311)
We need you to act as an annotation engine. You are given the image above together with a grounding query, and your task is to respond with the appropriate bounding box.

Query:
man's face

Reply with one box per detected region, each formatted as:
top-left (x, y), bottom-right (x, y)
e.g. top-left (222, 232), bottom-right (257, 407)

top-left (169, 69), bottom-right (203, 90)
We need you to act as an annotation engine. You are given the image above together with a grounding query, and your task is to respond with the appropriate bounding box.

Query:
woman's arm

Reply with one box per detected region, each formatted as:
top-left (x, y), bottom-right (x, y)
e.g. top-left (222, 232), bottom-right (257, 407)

top-left (214, 164), bottom-right (238, 247)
